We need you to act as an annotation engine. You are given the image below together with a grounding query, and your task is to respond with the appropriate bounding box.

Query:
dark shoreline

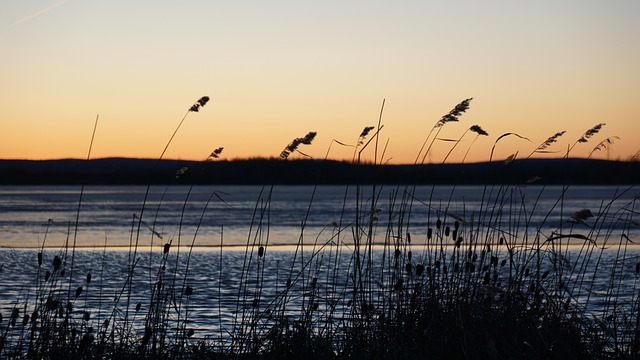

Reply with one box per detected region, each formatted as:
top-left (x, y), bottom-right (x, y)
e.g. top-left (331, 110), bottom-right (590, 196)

top-left (1, 157), bottom-right (638, 185)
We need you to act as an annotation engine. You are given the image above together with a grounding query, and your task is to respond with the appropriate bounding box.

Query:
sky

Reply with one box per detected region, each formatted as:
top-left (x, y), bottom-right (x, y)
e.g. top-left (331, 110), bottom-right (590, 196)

top-left (1, 0), bottom-right (639, 164)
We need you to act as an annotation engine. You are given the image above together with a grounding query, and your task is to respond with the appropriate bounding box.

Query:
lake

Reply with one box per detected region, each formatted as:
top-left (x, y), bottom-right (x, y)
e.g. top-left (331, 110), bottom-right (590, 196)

top-left (0, 184), bottom-right (639, 350)
top-left (1, 184), bottom-right (638, 248)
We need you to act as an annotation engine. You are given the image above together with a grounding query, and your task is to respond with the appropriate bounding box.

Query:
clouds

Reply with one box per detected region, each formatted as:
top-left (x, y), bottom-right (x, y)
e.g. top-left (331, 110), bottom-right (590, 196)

top-left (5, 0), bottom-right (71, 30)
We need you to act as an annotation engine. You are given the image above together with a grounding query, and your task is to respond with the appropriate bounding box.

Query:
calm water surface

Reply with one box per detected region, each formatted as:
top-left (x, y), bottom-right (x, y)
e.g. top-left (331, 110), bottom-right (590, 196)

top-left (1, 184), bottom-right (638, 248)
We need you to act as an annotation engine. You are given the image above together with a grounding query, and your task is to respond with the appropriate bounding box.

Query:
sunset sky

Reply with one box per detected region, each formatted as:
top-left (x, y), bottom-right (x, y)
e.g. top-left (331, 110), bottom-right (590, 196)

top-left (1, 0), bottom-right (638, 164)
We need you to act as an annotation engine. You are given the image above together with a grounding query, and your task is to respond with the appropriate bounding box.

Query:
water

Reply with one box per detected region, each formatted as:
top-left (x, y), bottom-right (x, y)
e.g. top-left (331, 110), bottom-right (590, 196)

top-left (1, 184), bottom-right (638, 248)
top-left (0, 184), bottom-right (639, 350)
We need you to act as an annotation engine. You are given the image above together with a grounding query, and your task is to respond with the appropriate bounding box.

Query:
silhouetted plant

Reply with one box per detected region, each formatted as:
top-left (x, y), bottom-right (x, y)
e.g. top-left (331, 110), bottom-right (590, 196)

top-left (280, 132), bottom-right (317, 159)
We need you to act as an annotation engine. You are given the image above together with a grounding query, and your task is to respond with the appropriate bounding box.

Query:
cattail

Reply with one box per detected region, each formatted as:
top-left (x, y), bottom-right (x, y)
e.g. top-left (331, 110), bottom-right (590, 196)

top-left (258, 246), bottom-right (265, 257)
top-left (31, 310), bottom-right (38, 323)
top-left (416, 264), bottom-right (425, 276)
top-left (45, 271), bottom-right (51, 281)
top-left (467, 262), bottom-right (476, 273)
top-left (86, 273), bottom-right (92, 284)
top-left (252, 298), bottom-right (259, 308)
top-left (10, 308), bottom-right (18, 327)
top-left (83, 312), bottom-right (90, 321)
top-left (37, 252), bottom-right (43, 266)
top-left (53, 255), bottom-right (62, 271)
top-left (187, 329), bottom-right (195, 337)
top-left (436, 219), bottom-right (442, 229)
top-left (427, 228), bottom-right (433, 239)
top-left (444, 227), bottom-right (450, 237)
top-left (185, 286), bottom-right (193, 296)
top-left (136, 303), bottom-right (142, 311)
top-left (455, 237), bottom-right (463, 248)
top-left (406, 263), bottom-right (413, 274)
top-left (76, 286), bottom-right (83, 297)
top-left (394, 279), bottom-right (404, 291)
top-left (408, 251), bottom-right (412, 261)
top-left (311, 277), bottom-right (318, 289)
top-left (46, 297), bottom-right (58, 311)
top-left (407, 232), bottom-right (412, 244)
top-left (163, 243), bottom-right (171, 254)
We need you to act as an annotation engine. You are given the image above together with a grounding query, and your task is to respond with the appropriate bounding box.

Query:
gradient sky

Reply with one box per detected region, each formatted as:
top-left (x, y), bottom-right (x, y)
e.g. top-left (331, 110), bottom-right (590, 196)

top-left (1, 0), bottom-right (639, 164)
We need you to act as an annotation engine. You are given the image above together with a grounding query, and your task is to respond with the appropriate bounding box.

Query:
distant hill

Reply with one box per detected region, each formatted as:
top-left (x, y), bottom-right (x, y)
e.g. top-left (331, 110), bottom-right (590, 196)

top-left (0, 158), bottom-right (638, 185)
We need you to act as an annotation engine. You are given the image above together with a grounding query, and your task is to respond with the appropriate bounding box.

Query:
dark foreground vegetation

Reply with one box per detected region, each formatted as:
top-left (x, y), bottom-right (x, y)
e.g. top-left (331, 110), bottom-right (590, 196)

top-left (2, 181), bottom-right (639, 360)
top-left (1, 97), bottom-right (640, 359)
top-left (1, 157), bottom-right (639, 185)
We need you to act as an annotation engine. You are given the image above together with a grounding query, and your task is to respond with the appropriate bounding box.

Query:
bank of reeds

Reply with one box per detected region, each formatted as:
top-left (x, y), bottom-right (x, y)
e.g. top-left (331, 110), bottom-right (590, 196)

top-left (0, 98), bottom-right (639, 359)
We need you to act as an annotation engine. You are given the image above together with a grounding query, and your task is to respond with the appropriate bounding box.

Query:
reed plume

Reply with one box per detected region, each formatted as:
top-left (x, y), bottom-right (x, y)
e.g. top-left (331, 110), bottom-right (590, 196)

top-left (188, 96), bottom-right (210, 112)
top-left (567, 123), bottom-right (606, 156)
top-left (437, 98), bottom-right (473, 128)
top-left (577, 122), bottom-right (605, 143)
top-left (159, 96), bottom-right (211, 162)
top-left (415, 98), bottom-right (473, 164)
top-left (324, 126), bottom-right (376, 162)
top-left (527, 130), bottom-right (566, 159)
top-left (207, 147), bottom-right (224, 160)
top-left (280, 131), bottom-right (317, 159)
top-left (442, 124), bottom-right (488, 164)
top-left (587, 136), bottom-right (619, 159)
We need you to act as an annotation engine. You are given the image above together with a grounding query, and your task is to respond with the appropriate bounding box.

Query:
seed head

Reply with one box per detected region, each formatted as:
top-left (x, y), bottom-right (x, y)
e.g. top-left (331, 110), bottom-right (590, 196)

top-left (189, 96), bottom-right (211, 112)
top-left (470, 125), bottom-right (488, 136)
top-left (436, 98), bottom-right (473, 128)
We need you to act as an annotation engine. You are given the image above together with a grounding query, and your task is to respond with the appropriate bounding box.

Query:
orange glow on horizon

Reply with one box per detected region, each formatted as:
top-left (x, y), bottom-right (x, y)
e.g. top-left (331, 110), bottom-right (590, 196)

top-left (1, 2), bottom-right (638, 164)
